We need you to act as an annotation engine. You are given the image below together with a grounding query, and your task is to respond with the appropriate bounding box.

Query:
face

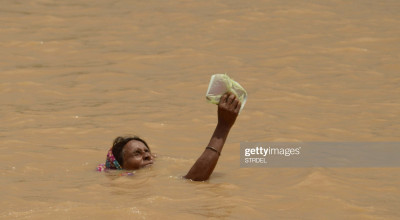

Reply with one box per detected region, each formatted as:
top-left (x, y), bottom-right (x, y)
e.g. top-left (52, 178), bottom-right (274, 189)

top-left (122, 140), bottom-right (154, 170)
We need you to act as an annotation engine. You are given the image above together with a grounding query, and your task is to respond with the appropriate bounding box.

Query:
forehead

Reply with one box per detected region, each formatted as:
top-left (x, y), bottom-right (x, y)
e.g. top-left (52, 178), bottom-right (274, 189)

top-left (124, 140), bottom-right (149, 152)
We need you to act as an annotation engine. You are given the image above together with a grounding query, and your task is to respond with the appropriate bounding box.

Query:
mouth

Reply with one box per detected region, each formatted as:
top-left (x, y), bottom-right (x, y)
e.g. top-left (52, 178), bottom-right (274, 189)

top-left (142, 161), bottom-right (153, 167)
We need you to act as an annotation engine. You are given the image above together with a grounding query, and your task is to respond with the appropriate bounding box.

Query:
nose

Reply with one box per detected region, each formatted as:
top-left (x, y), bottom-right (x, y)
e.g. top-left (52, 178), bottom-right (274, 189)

top-left (143, 152), bottom-right (152, 161)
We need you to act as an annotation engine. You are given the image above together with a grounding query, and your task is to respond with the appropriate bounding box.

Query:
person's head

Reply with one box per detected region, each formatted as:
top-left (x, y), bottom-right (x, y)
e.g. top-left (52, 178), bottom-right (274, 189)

top-left (112, 136), bottom-right (154, 170)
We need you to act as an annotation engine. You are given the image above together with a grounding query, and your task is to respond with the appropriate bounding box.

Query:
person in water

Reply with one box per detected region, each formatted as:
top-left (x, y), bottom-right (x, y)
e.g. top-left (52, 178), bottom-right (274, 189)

top-left (98, 92), bottom-right (241, 181)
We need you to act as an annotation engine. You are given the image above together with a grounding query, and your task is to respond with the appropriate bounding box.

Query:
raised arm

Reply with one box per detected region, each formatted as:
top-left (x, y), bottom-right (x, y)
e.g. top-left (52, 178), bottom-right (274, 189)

top-left (184, 93), bottom-right (241, 181)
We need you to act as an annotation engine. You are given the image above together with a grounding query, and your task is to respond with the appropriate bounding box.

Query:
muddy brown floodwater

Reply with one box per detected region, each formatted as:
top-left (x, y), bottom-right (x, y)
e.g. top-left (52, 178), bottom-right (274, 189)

top-left (1, 0), bottom-right (400, 219)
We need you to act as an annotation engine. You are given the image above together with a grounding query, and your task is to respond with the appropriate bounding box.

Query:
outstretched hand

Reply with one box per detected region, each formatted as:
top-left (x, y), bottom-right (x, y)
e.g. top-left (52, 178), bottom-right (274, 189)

top-left (217, 92), bottom-right (241, 129)
top-left (184, 92), bottom-right (242, 181)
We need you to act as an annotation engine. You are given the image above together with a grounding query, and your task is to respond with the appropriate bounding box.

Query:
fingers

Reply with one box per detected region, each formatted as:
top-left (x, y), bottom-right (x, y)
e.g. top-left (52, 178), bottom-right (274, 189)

top-left (219, 92), bottom-right (235, 104)
top-left (220, 93), bottom-right (228, 104)
top-left (219, 92), bottom-right (241, 112)
top-left (232, 97), bottom-right (239, 109)
top-left (234, 101), bottom-right (241, 114)
top-left (228, 93), bottom-right (237, 104)
top-left (218, 92), bottom-right (230, 107)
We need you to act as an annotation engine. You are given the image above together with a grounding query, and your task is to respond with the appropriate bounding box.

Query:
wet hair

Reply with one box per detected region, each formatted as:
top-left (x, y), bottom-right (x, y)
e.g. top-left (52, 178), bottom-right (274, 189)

top-left (112, 136), bottom-right (150, 167)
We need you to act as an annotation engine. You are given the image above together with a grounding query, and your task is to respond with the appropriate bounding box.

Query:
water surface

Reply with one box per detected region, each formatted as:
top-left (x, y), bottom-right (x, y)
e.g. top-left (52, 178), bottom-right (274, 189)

top-left (1, 0), bottom-right (400, 219)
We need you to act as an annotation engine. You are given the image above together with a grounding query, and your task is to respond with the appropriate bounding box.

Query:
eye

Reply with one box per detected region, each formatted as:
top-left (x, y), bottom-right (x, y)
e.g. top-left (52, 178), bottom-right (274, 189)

top-left (133, 150), bottom-right (141, 156)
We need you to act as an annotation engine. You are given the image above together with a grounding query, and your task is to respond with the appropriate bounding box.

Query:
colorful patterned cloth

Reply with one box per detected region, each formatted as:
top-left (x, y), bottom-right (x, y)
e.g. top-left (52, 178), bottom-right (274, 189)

top-left (97, 148), bottom-right (134, 176)
top-left (97, 148), bottom-right (122, 171)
